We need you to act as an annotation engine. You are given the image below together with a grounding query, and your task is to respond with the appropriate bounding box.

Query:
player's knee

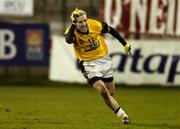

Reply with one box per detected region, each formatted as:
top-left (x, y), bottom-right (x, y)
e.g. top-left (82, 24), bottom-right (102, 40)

top-left (93, 80), bottom-right (110, 99)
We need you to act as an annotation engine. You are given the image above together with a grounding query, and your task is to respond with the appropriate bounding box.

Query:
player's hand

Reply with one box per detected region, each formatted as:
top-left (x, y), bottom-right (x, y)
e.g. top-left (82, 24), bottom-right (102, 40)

top-left (123, 43), bottom-right (132, 55)
top-left (71, 14), bottom-right (77, 25)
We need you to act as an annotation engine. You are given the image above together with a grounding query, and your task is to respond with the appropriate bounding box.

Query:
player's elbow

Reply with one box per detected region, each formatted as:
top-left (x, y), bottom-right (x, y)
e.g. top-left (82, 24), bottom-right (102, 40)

top-left (65, 35), bottom-right (74, 44)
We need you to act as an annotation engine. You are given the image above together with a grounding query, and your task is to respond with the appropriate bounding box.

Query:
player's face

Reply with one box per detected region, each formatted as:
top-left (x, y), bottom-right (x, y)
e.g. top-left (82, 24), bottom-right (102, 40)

top-left (75, 15), bottom-right (88, 33)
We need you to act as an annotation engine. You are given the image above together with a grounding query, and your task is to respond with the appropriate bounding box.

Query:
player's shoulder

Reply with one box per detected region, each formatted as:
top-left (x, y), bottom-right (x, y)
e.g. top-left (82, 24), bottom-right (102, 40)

top-left (64, 25), bottom-right (71, 35)
top-left (64, 28), bottom-right (68, 35)
top-left (87, 19), bottom-right (103, 30)
top-left (87, 19), bottom-right (102, 25)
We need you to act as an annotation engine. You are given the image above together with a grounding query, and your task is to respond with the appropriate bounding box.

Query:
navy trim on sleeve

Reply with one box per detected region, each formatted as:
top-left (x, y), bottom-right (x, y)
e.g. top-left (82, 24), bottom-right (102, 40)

top-left (101, 22), bottom-right (110, 33)
top-left (101, 22), bottom-right (127, 46)
top-left (65, 24), bottom-right (76, 44)
top-left (109, 26), bottom-right (127, 46)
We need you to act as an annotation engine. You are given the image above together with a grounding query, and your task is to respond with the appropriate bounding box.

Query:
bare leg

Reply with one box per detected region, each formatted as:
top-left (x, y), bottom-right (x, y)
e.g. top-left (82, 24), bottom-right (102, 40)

top-left (93, 80), bottom-right (119, 111)
top-left (104, 81), bottom-right (115, 96)
top-left (93, 80), bottom-right (130, 124)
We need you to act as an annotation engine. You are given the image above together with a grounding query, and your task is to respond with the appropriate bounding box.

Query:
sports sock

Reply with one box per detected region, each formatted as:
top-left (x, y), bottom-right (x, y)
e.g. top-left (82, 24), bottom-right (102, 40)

top-left (115, 107), bottom-right (125, 117)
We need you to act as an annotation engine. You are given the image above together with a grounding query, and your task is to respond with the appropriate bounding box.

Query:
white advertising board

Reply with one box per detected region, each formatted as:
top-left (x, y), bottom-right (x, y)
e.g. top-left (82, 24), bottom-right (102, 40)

top-left (0, 0), bottom-right (33, 16)
top-left (49, 36), bottom-right (180, 86)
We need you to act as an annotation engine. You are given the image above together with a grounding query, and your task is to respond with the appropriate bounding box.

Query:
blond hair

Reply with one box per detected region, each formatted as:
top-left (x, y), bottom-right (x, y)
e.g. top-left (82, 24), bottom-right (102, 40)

top-left (71, 8), bottom-right (87, 23)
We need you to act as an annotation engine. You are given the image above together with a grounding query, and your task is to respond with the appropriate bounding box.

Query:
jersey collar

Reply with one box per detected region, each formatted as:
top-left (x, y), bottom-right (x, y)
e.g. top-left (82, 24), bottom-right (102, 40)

top-left (76, 24), bottom-right (89, 34)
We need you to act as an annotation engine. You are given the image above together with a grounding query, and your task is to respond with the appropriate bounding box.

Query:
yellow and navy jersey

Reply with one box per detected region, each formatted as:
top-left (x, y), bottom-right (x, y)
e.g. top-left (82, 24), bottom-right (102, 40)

top-left (64, 19), bottom-right (108, 61)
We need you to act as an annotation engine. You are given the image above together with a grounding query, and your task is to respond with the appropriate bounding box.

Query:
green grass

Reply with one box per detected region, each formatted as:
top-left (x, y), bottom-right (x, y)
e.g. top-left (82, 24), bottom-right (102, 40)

top-left (0, 85), bottom-right (180, 129)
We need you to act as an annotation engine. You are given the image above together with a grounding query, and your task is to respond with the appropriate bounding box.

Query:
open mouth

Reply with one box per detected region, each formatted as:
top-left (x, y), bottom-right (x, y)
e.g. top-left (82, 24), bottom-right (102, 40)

top-left (81, 25), bottom-right (87, 32)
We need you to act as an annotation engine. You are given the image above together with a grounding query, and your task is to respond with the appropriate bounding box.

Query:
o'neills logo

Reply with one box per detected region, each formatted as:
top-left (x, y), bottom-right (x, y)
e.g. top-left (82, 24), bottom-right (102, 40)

top-left (100, 0), bottom-right (180, 38)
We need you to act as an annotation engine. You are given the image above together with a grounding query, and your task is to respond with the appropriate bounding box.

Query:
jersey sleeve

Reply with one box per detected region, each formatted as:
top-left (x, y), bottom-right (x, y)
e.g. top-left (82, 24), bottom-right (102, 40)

top-left (64, 27), bottom-right (70, 35)
top-left (100, 22), bottom-right (127, 46)
top-left (64, 24), bottom-right (76, 44)
top-left (101, 22), bottom-right (110, 33)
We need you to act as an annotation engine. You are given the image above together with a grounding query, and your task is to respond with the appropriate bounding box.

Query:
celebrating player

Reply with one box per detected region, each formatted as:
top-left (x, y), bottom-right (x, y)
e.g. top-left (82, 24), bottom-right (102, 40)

top-left (64, 8), bottom-right (132, 124)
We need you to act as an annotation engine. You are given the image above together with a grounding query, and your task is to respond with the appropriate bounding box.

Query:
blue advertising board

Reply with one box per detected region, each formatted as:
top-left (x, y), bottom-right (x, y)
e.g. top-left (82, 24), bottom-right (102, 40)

top-left (0, 23), bottom-right (50, 66)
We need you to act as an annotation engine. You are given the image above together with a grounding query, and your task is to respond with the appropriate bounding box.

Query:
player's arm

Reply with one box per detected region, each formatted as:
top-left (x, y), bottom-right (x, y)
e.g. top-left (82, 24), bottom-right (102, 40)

top-left (101, 22), bottom-right (132, 55)
top-left (64, 24), bottom-right (76, 44)
top-left (65, 8), bottom-right (86, 44)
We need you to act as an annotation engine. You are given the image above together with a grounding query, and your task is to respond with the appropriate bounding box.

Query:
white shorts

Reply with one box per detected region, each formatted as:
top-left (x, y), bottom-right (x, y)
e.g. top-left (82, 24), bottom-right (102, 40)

top-left (79, 55), bottom-right (114, 85)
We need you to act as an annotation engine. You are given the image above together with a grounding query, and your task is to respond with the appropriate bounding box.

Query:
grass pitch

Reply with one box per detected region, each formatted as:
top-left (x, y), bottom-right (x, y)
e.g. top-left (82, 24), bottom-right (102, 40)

top-left (0, 85), bottom-right (180, 129)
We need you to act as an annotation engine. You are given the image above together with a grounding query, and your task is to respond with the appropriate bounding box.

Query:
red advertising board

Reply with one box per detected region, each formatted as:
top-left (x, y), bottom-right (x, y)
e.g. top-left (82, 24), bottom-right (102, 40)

top-left (100, 0), bottom-right (180, 39)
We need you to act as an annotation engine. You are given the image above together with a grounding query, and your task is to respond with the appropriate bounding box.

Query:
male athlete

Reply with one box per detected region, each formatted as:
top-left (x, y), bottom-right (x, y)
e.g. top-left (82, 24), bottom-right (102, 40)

top-left (64, 8), bottom-right (132, 124)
